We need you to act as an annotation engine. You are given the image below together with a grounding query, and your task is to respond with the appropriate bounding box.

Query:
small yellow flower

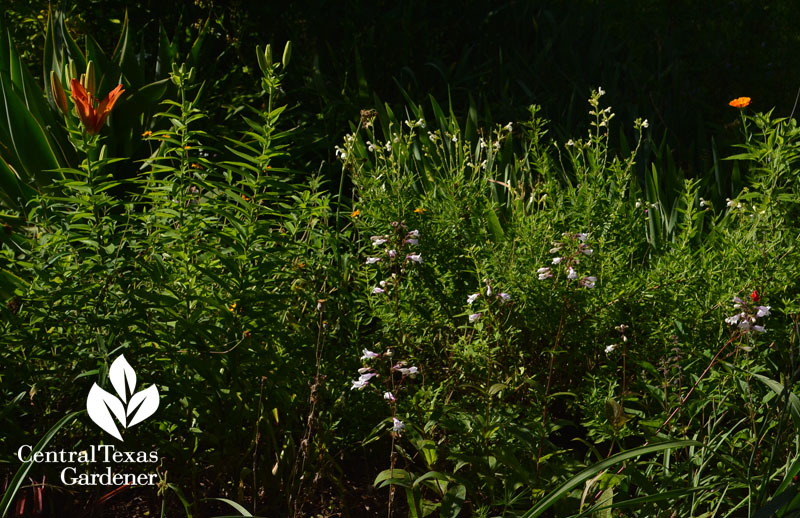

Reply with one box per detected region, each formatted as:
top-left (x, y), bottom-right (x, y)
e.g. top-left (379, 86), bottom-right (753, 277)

top-left (141, 130), bottom-right (153, 137)
top-left (414, 207), bottom-right (427, 214)
top-left (242, 194), bottom-right (251, 201)
top-left (229, 302), bottom-right (237, 312)
top-left (729, 97), bottom-right (751, 109)
top-left (351, 209), bottom-right (360, 217)
top-left (184, 145), bottom-right (191, 150)
top-left (190, 163), bottom-right (202, 169)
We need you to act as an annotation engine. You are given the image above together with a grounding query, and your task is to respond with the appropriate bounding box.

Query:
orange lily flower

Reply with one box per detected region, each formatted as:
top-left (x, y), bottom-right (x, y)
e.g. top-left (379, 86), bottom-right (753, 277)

top-left (70, 79), bottom-right (125, 134)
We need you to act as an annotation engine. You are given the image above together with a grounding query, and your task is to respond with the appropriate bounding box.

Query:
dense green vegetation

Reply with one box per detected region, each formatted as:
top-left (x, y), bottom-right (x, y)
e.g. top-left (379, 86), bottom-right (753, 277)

top-left (2, 2), bottom-right (800, 517)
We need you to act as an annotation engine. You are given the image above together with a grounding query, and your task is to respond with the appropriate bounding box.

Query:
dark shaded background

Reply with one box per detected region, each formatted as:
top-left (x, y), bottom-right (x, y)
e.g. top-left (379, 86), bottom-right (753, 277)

top-left (8, 0), bottom-right (800, 179)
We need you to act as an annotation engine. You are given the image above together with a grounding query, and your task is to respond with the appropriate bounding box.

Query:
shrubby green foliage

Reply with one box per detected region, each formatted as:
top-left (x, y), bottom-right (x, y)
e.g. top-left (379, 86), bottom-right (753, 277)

top-left (337, 90), bottom-right (800, 517)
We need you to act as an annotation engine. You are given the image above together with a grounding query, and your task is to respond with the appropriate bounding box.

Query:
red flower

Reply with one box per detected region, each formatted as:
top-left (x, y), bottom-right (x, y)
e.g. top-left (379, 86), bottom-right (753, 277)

top-left (750, 289), bottom-right (759, 302)
top-left (70, 80), bottom-right (125, 134)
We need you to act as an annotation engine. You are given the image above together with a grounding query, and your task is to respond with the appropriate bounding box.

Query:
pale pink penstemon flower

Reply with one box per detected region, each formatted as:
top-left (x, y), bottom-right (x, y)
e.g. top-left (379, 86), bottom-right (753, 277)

top-left (392, 417), bottom-right (405, 432)
top-left (350, 347), bottom-right (418, 436)
top-left (358, 223), bottom-right (424, 438)
top-left (465, 280), bottom-right (512, 324)
top-left (367, 223), bottom-right (423, 295)
top-left (536, 232), bottom-right (597, 289)
top-left (725, 290), bottom-right (769, 334)
top-left (538, 231), bottom-right (596, 288)
top-left (350, 351), bottom-right (420, 389)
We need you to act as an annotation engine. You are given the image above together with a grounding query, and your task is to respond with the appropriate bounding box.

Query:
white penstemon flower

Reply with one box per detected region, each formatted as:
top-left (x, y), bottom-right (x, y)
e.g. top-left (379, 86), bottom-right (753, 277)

top-left (725, 293), bottom-right (769, 334)
top-left (538, 232), bottom-right (596, 288)
top-left (392, 417), bottom-right (405, 433)
top-left (361, 349), bottom-right (380, 360)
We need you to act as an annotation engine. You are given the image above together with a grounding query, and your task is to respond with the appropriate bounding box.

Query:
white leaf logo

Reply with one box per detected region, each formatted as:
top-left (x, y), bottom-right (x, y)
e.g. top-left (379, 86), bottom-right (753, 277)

top-left (86, 354), bottom-right (159, 441)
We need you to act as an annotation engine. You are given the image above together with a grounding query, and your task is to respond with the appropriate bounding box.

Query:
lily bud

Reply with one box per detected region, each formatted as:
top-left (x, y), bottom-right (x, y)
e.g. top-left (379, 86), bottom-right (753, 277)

top-left (264, 44), bottom-right (273, 67)
top-left (256, 45), bottom-right (268, 74)
top-left (83, 61), bottom-right (96, 98)
top-left (50, 71), bottom-right (68, 114)
top-left (68, 59), bottom-right (77, 82)
top-left (282, 40), bottom-right (292, 69)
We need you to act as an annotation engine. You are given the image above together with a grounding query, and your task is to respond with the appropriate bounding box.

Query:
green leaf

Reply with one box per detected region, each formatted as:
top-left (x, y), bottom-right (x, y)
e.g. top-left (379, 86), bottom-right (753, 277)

top-left (412, 470), bottom-right (449, 490)
top-left (0, 155), bottom-right (31, 210)
top-left (570, 487), bottom-right (711, 518)
top-left (201, 497), bottom-right (253, 516)
top-left (521, 440), bottom-right (701, 518)
top-left (156, 24), bottom-right (179, 79)
top-left (374, 468), bottom-right (413, 488)
top-left (0, 73), bottom-right (64, 186)
top-left (54, 10), bottom-right (86, 70)
top-left (188, 18), bottom-right (211, 68)
top-left (486, 206), bottom-right (505, 242)
top-left (0, 410), bottom-right (82, 517)
top-left (0, 267), bottom-right (27, 299)
top-left (111, 12), bottom-right (143, 86)
top-left (86, 34), bottom-right (118, 97)
top-left (752, 373), bottom-right (800, 430)
top-left (440, 484), bottom-right (466, 518)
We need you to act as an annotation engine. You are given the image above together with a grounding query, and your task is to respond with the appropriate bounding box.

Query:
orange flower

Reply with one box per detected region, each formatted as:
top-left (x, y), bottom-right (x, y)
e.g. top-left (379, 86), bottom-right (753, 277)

top-left (141, 130), bottom-right (153, 137)
top-left (351, 209), bottom-right (360, 217)
top-left (414, 207), bottom-right (427, 214)
top-left (729, 97), bottom-right (751, 109)
top-left (70, 79), bottom-right (125, 134)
